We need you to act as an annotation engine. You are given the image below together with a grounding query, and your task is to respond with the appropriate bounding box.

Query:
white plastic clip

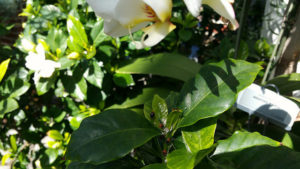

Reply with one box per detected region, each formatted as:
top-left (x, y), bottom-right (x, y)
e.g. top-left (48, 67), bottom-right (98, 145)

top-left (235, 83), bottom-right (300, 131)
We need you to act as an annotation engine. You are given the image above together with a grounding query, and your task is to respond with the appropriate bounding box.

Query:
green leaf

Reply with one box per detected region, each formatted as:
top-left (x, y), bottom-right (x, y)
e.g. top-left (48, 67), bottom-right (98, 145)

top-left (116, 53), bottom-right (201, 82)
top-left (48, 130), bottom-right (64, 141)
top-left (107, 88), bottom-right (171, 109)
top-left (47, 28), bottom-right (68, 54)
top-left (113, 73), bottom-right (135, 88)
top-left (66, 109), bottom-right (160, 165)
top-left (45, 148), bottom-right (58, 164)
top-left (10, 135), bottom-right (17, 152)
top-left (182, 118), bottom-right (217, 153)
top-left (0, 98), bottom-right (19, 117)
top-left (62, 70), bottom-right (87, 101)
top-left (166, 147), bottom-right (214, 169)
top-left (167, 148), bottom-right (195, 169)
top-left (67, 15), bottom-right (88, 48)
top-left (90, 20), bottom-right (107, 47)
top-left (0, 58), bottom-right (10, 83)
top-left (141, 164), bottom-right (167, 169)
top-left (35, 75), bottom-right (57, 95)
top-left (178, 59), bottom-right (261, 127)
top-left (212, 146), bottom-right (300, 169)
top-left (178, 29), bottom-right (193, 42)
top-left (213, 131), bottom-right (280, 155)
top-left (67, 156), bottom-right (142, 169)
top-left (267, 73), bottom-right (300, 94)
top-left (84, 60), bottom-right (104, 89)
top-left (40, 5), bottom-right (64, 20)
top-left (1, 76), bottom-right (30, 98)
top-left (152, 95), bottom-right (168, 125)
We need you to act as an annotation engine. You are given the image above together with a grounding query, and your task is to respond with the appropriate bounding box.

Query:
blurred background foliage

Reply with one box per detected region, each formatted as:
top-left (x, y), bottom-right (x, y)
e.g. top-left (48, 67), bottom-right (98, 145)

top-left (0, 0), bottom-right (299, 168)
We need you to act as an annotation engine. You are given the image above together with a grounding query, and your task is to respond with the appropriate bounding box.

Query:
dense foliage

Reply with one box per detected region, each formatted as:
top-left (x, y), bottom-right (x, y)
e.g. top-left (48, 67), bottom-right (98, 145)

top-left (0, 0), bottom-right (300, 169)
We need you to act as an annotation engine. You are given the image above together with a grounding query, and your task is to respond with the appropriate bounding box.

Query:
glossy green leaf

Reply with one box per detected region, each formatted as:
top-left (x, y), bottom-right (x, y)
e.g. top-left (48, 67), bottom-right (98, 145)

top-left (1, 76), bottom-right (30, 98)
top-left (67, 156), bottom-right (142, 169)
top-left (213, 131), bottom-right (280, 155)
top-left (84, 60), bottom-right (104, 89)
top-left (182, 118), bottom-right (217, 153)
top-left (212, 146), bottom-right (300, 169)
top-left (67, 15), bottom-right (88, 48)
top-left (0, 58), bottom-right (10, 83)
top-left (141, 164), bottom-right (167, 169)
top-left (267, 73), bottom-right (300, 94)
top-left (116, 53), bottom-right (201, 82)
top-left (167, 148), bottom-right (195, 169)
top-left (48, 130), bottom-right (64, 141)
top-left (152, 95), bottom-right (168, 125)
top-left (66, 109), bottom-right (160, 165)
top-left (47, 28), bottom-right (68, 54)
top-left (10, 135), bottom-right (17, 152)
top-left (108, 88), bottom-right (171, 109)
top-left (62, 73), bottom-right (87, 101)
top-left (45, 149), bottom-right (58, 164)
top-left (90, 20), bottom-right (107, 47)
top-left (178, 59), bottom-right (261, 127)
top-left (113, 73), bottom-right (135, 88)
top-left (167, 147), bottom-right (213, 169)
top-left (40, 5), bottom-right (64, 20)
top-left (35, 75), bottom-right (57, 95)
top-left (0, 98), bottom-right (18, 117)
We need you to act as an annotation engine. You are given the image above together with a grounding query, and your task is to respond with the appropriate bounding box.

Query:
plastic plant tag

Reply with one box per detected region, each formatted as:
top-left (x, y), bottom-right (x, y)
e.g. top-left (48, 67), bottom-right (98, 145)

top-left (235, 83), bottom-right (300, 131)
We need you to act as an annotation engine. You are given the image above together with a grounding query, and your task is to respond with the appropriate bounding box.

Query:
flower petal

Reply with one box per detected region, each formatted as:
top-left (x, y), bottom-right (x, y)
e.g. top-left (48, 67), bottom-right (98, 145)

top-left (86, 0), bottom-right (119, 20)
top-left (39, 60), bottom-right (60, 78)
top-left (104, 19), bottom-right (149, 37)
top-left (183, 0), bottom-right (202, 17)
top-left (114, 0), bottom-right (151, 27)
top-left (202, 0), bottom-right (239, 30)
top-left (25, 52), bottom-right (44, 71)
top-left (143, 0), bottom-right (173, 22)
top-left (135, 21), bottom-right (176, 49)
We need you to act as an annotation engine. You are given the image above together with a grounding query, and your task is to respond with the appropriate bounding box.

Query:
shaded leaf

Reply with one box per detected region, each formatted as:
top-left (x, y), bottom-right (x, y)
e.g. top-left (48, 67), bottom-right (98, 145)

top-left (113, 73), bottom-right (135, 88)
top-left (212, 146), bottom-right (300, 169)
top-left (66, 109), bottom-right (160, 165)
top-left (141, 164), bottom-right (167, 169)
top-left (267, 73), bottom-right (300, 94)
top-left (178, 59), bottom-right (261, 127)
top-left (117, 53), bottom-right (201, 82)
top-left (0, 98), bottom-right (18, 117)
top-left (107, 88), bottom-right (171, 109)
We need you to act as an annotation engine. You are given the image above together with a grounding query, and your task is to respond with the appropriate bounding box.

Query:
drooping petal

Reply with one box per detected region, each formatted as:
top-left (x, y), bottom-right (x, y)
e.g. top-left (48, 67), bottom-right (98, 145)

top-left (202, 0), bottom-right (239, 30)
top-left (135, 21), bottom-right (176, 49)
top-left (183, 0), bottom-right (202, 17)
top-left (104, 19), bottom-right (149, 37)
top-left (114, 0), bottom-right (151, 27)
top-left (86, 0), bottom-right (119, 20)
top-left (143, 0), bottom-right (173, 22)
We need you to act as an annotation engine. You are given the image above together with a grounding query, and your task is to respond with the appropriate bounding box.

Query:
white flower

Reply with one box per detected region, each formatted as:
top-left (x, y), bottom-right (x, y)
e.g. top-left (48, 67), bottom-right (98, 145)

top-left (87, 0), bottom-right (176, 49)
top-left (25, 43), bottom-right (61, 83)
top-left (183, 0), bottom-right (239, 30)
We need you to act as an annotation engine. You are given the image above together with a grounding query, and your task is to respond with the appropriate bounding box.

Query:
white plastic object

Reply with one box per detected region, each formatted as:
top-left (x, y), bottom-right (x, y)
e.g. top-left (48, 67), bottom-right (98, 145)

top-left (235, 83), bottom-right (300, 131)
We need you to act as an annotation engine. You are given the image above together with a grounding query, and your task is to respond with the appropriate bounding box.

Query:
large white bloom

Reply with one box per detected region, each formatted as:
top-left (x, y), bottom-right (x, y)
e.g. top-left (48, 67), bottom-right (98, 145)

top-left (25, 43), bottom-right (61, 83)
top-left (183, 0), bottom-right (239, 30)
top-left (87, 0), bottom-right (176, 49)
